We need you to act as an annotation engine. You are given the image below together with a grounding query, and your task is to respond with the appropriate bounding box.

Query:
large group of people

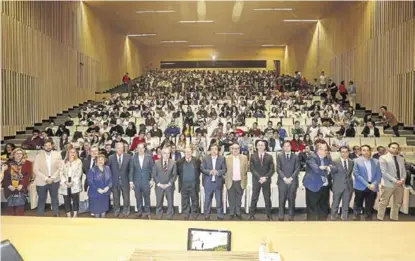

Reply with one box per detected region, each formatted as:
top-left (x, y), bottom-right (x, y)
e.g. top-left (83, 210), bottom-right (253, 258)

top-left (1, 69), bottom-right (414, 222)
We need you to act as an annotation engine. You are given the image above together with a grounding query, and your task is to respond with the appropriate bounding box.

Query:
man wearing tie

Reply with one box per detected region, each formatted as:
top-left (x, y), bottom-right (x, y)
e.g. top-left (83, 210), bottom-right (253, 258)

top-left (352, 145), bottom-right (382, 221)
top-left (152, 147), bottom-right (177, 219)
top-left (378, 142), bottom-right (407, 221)
top-left (107, 142), bottom-right (131, 218)
top-left (249, 141), bottom-right (275, 221)
top-left (303, 143), bottom-right (333, 221)
top-left (170, 144), bottom-right (182, 162)
top-left (225, 143), bottom-right (248, 220)
top-left (201, 144), bottom-right (227, 220)
top-left (129, 143), bottom-right (154, 219)
top-left (276, 141), bottom-right (300, 221)
top-left (330, 146), bottom-right (354, 221)
top-left (176, 147), bottom-right (201, 220)
top-left (82, 146), bottom-right (99, 191)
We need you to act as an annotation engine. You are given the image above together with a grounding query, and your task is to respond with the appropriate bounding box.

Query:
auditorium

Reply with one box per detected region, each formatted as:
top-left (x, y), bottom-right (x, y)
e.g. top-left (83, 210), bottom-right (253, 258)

top-left (1, 1), bottom-right (415, 261)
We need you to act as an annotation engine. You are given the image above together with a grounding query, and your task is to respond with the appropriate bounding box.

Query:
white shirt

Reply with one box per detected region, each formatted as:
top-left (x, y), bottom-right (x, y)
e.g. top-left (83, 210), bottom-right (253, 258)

top-left (45, 152), bottom-right (52, 177)
top-left (232, 156), bottom-right (241, 181)
top-left (368, 128), bottom-right (374, 137)
top-left (341, 159), bottom-right (349, 170)
top-left (319, 75), bottom-right (327, 85)
top-left (212, 156), bottom-right (217, 169)
top-left (138, 154), bottom-right (144, 167)
top-left (319, 156), bottom-right (328, 186)
top-left (89, 157), bottom-right (95, 169)
top-left (117, 154), bottom-right (123, 165)
top-left (285, 153), bottom-right (291, 160)
top-left (171, 153), bottom-right (176, 161)
top-left (364, 159), bottom-right (373, 182)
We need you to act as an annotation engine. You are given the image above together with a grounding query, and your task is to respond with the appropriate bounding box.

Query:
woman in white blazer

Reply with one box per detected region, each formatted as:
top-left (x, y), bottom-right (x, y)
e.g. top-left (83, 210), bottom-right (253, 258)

top-left (60, 148), bottom-right (83, 218)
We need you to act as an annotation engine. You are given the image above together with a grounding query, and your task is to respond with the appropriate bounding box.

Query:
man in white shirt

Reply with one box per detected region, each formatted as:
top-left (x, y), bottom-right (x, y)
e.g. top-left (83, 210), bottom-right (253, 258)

top-left (225, 144), bottom-right (248, 220)
top-left (319, 71), bottom-right (328, 88)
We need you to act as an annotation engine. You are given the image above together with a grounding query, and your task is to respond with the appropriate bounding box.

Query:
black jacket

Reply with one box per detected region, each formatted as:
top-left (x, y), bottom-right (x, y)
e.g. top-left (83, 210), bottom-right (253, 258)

top-left (176, 157), bottom-right (201, 193)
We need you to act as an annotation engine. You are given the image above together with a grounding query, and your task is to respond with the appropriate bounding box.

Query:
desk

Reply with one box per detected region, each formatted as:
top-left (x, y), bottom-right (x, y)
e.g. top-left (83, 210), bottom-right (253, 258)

top-left (1, 217), bottom-right (415, 261)
top-left (131, 250), bottom-right (257, 261)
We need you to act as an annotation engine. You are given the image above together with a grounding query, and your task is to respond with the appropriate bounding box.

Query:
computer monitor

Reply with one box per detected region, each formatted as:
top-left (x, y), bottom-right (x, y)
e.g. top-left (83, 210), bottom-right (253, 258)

top-left (187, 228), bottom-right (231, 251)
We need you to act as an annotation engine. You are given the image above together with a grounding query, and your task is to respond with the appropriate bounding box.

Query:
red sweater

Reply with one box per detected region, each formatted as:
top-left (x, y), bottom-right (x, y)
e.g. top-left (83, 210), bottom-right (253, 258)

top-left (290, 140), bottom-right (305, 152)
top-left (130, 137), bottom-right (145, 151)
top-left (338, 84), bottom-right (346, 93)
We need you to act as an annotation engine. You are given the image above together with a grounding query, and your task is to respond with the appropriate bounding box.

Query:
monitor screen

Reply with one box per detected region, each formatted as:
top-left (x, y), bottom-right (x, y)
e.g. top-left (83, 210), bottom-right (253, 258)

top-left (187, 228), bottom-right (231, 251)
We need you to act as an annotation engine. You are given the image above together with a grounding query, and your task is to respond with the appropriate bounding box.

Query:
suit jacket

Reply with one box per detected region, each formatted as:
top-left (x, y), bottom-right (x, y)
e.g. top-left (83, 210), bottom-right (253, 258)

top-left (302, 153), bottom-right (332, 192)
top-left (33, 151), bottom-right (62, 186)
top-left (82, 155), bottom-right (94, 176)
top-left (331, 158), bottom-right (354, 193)
top-left (353, 157), bottom-right (382, 192)
top-left (152, 159), bottom-right (177, 187)
top-left (225, 154), bottom-right (249, 190)
top-left (107, 153), bottom-right (131, 187)
top-left (361, 126), bottom-right (380, 137)
top-left (129, 153), bottom-right (154, 185)
top-left (201, 155), bottom-right (227, 189)
top-left (176, 157), bottom-right (201, 192)
top-left (249, 152), bottom-right (274, 183)
top-left (170, 151), bottom-right (182, 162)
top-left (379, 153), bottom-right (407, 187)
top-left (276, 152), bottom-right (300, 186)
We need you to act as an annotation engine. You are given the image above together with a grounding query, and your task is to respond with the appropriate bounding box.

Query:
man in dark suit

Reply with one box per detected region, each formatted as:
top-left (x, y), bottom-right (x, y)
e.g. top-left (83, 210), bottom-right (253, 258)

top-left (129, 143), bottom-right (154, 219)
top-left (249, 140), bottom-right (275, 221)
top-left (170, 144), bottom-right (182, 162)
top-left (361, 121), bottom-right (380, 137)
top-left (276, 141), bottom-right (301, 221)
top-left (152, 147), bottom-right (177, 219)
top-left (176, 147), bottom-right (201, 220)
top-left (201, 144), bottom-right (227, 220)
top-left (330, 146), bottom-right (354, 221)
top-left (107, 142), bottom-right (131, 218)
top-left (82, 145), bottom-right (99, 191)
top-left (303, 142), bottom-right (333, 221)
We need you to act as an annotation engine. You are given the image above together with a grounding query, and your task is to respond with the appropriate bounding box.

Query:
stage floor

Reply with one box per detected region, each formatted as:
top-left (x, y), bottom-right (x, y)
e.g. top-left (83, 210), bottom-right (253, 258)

top-left (1, 214), bottom-right (415, 261)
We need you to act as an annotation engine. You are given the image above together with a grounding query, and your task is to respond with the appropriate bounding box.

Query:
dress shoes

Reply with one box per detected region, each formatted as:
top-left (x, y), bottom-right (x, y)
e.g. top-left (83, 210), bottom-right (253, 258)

top-left (267, 215), bottom-right (274, 221)
top-left (204, 216), bottom-right (210, 221)
top-left (249, 216), bottom-right (255, 220)
top-left (288, 216), bottom-right (294, 221)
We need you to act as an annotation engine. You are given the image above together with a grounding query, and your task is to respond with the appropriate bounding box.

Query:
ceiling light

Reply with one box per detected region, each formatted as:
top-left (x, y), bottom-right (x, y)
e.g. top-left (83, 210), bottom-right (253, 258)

top-left (215, 32), bottom-right (244, 35)
top-left (189, 45), bottom-right (214, 47)
top-left (127, 34), bottom-right (157, 37)
top-left (179, 20), bottom-right (214, 23)
top-left (261, 44), bottom-right (286, 47)
top-left (283, 19), bottom-right (318, 22)
top-left (136, 10), bottom-right (175, 14)
top-left (253, 8), bottom-right (293, 11)
top-left (160, 40), bottom-right (188, 43)
top-left (161, 62), bottom-right (175, 65)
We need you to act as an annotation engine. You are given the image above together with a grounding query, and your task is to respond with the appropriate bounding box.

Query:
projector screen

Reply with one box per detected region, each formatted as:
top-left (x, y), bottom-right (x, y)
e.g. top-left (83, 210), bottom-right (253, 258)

top-left (187, 228), bottom-right (231, 251)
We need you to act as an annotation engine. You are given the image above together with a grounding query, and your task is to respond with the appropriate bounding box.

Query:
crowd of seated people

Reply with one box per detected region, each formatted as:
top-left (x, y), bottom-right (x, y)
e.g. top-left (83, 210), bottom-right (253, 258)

top-left (1, 69), bottom-right (414, 221)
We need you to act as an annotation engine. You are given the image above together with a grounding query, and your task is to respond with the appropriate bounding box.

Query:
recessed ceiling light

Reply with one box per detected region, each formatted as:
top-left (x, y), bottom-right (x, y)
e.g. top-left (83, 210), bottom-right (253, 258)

top-left (261, 44), bottom-right (286, 47)
top-left (136, 10), bottom-right (175, 14)
top-left (215, 32), bottom-right (244, 35)
top-left (189, 45), bottom-right (214, 47)
top-left (253, 8), bottom-right (293, 11)
top-left (283, 19), bottom-right (318, 22)
top-left (179, 20), bottom-right (214, 23)
top-left (160, 40), bottom-right (188, 43)
top-left (127, 34), bottom-right (157, 37)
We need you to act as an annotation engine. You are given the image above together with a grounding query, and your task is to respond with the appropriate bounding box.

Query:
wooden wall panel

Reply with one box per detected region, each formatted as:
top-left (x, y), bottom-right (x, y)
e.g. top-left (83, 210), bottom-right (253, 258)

top-left (286, 1), bottom-right (415, 125)
top-left (1, 1), bottom-right (145, 139)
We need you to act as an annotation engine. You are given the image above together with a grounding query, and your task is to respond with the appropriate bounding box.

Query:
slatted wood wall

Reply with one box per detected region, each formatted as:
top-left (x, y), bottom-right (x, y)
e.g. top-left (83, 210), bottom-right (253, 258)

top-left (1, 1), bottom-right (145, 139)
top-left (287, 1), bottom-right (415, 125)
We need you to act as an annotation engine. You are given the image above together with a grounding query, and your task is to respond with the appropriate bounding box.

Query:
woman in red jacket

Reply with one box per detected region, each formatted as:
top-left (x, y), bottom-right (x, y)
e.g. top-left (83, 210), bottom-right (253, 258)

top-left (290, 134), bottom-right (305, 152)
top-left (338, 80), bottom-right (347, 103)
top-left (1, 148), bottom-right (32, 216)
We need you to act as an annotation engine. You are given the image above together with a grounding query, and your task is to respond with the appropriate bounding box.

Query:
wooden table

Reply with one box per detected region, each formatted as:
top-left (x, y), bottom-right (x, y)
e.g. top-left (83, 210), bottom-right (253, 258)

top-left (130, 250), bottom-right (258, 261)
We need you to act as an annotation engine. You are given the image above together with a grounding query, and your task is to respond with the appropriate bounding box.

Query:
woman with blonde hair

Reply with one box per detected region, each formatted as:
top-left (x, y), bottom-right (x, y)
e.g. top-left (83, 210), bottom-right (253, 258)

top-left (59, 148), bottom-right (83, 218)
top-left (1, 148), bottom-right (32, 216)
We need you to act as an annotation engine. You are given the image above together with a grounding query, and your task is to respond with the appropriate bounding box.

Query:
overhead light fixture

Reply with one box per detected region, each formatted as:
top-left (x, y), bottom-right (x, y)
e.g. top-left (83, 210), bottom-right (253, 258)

top-left (261, 44), bottom-right (286, 47)
top-left (127, 34), bottom-right (157, 37)
top-left (179, 20), bottom-right (214, 23)
top-left (189, 44), bottom-right (214, 47)
top-left (136, 10), bottom-right (175, 14)
top-left (160, 40), bottom-right (188, 43)
top-left (215, 32), bottom-right (244, 35)
top-left (211, 54), bottom-right (216, 61)
top-left (253, 8), bottom-right (293, 11)
top-left (283, 19), bottom-right (318, 22)
top-left (161, 62), bottom-right (175, 65)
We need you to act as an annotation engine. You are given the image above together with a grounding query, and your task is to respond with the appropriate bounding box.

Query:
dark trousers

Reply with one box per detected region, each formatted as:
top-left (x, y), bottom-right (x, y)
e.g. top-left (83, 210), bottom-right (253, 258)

top-left (228, 181), bottom-right (243, 216)
top-left (181, 183), bottom-right (199, 217)
top-left (250, 181), bottom-right (272, 216)
top-left (278, 182), bottom-right (297, 218)
top-left (112, 183), bottom-right (130, 216)
top-left (7, 206), bottom-right (24, 216)
top-left (134, 182), bottom-right (151, 216)
top-left (204, 185), bottom-right (224, 218)
top-left (353, 188), bottom-right (377, 218)
top-left (36, 182), bottom-right (59, 216)
top-left (306, 186), bottom-right (329, 221)
top-left (384, 124), bottom-right (400, 137)
top-left (63, 191), bottom-right (79, 213)
top-left (331, 188), bottom-right (352, 220)
top-left (155, 186), bottom-right (174, 217)
top-left (340, 92), bottom-right (347, 103)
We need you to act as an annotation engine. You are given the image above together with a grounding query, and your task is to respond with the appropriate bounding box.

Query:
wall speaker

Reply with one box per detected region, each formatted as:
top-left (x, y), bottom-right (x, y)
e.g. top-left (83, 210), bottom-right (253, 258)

top-left (1, 240), bottom-right (24, 261)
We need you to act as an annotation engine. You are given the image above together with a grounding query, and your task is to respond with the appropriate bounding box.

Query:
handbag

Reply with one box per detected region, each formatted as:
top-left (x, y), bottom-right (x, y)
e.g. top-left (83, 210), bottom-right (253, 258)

top-left (79, 200), bottom-right (89, 214)
top-left (7, 192), bottom-right (26, 207)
